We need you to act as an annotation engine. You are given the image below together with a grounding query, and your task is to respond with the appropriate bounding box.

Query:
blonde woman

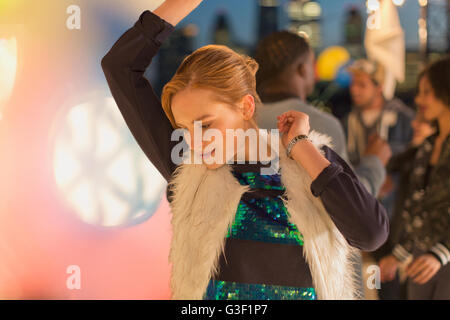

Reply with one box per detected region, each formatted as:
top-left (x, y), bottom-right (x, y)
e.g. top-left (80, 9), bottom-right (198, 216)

top-left (101, 0), bottom-right (388, 300)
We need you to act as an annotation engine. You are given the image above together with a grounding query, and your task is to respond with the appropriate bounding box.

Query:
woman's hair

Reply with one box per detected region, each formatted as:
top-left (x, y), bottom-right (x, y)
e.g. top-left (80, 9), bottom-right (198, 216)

top-left (418, 55), bottom-right (450, 108)
top-left (254, 30), bottom-right (311, 96)
top-left (161, 44), bottom-right (262, 129)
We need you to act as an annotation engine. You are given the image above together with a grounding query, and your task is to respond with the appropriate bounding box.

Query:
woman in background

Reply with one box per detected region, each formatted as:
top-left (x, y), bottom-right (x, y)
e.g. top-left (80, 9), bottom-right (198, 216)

top-left (379, 56), bottom-right (450, 299)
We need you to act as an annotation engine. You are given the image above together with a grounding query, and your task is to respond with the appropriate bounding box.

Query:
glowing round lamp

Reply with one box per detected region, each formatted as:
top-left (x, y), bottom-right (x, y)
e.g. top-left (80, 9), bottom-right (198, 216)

top-left (52, 94), bottom-right (167, 228)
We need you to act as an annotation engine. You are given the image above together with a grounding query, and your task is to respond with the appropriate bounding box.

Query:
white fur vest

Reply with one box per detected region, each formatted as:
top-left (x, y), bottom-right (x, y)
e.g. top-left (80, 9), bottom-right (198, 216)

top-left (166, 130), bottom-right (359, 300)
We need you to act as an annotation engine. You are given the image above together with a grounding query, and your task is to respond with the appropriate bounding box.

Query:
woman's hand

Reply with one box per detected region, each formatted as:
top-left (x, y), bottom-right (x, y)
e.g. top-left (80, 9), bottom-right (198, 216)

top-left (277, 111), bottom-right (330, 180)
top-left (405, 254), bottom-right (441, 284)
top-left (379, 254), bottom-right (400, 282)
top-left (363, 133), bottom-right (392, 167)
top-left (411, 115), bottom-right (436, 147)
top-left (154, 0), bottom-right (204, 26)
top-left (277, 110), bottom-right (310, 148)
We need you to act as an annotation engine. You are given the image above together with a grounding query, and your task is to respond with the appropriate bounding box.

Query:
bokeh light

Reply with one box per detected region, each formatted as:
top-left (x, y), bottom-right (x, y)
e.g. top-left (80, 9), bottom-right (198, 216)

top-left (392, 0), bottom-right (405, 7)
top-left (52, 95), bottom-right (167, 227)
top-left (0, 37), bottom-right (17, 119)
top-left (316, 46), bottom-right (351, 81)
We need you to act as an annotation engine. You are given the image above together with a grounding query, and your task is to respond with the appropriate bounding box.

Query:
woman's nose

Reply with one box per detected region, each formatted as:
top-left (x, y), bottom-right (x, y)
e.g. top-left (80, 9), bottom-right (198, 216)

top-left (185, 131), bottom-right (206, 153)
top-left (414, 95), bottom-right (422, 107)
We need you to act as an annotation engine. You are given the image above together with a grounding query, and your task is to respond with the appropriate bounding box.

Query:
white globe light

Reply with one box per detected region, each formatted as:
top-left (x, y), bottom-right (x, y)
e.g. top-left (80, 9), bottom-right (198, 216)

top-left (52, 94), bottom-right (167, 227)
top-left (303, 2), bottom-right (322, 18)
top-left (367, 0), bottom-right (380, 12)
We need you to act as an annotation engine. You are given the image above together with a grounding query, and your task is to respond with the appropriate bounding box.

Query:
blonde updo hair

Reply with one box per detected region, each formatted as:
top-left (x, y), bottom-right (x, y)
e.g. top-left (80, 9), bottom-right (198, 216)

top-left (161, 44), bottom-right (262, 129)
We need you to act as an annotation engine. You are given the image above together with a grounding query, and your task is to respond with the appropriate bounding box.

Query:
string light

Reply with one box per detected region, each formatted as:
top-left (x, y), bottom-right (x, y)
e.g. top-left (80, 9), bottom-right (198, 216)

top-left (418, 0), bottom-right (427, 7)
top-left (392, 0), bottom-right (405, 6)
top-left (366, 0), bottom-right (380, 12)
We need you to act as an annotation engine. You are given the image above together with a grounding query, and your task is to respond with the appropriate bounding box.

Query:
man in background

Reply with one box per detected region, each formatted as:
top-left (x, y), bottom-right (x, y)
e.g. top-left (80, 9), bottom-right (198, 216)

top-left (344, 59), bottom-right (415, 218)
top-left (343, 59), bottom-right (415, 300)
top-left (254, 31), bottom-right (390, 197)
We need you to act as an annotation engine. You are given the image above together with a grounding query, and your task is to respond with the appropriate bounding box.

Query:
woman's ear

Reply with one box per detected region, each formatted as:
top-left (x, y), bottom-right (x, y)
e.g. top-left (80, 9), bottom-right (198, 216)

top-left (240, 94), bottom-right (255, 120)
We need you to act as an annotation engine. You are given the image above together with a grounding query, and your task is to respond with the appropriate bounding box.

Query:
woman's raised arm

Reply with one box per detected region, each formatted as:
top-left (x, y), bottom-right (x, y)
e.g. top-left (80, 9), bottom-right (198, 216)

top-left (101, 1), bottom-right (203, 182)
top-left (154, 0), bottom-right (203, 26)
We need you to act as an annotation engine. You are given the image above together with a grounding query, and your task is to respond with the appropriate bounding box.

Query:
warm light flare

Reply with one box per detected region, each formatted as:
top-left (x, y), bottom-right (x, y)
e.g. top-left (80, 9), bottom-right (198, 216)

top-left (0, 37), bottom-right (17, 119)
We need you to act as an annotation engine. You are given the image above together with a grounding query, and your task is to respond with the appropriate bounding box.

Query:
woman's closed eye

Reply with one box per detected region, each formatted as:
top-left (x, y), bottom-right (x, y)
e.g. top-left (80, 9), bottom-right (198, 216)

top-left (194, 122), bottom-right (211, 129)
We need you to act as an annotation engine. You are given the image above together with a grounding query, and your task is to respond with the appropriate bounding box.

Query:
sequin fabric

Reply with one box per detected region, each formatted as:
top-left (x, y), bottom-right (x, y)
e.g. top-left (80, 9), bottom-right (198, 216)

top-left (204, 279), bottom-right (317, 300)
top-left (226, 172), bottom-right (304, 246)
top-left (204, 163), bottom-right (316, 300)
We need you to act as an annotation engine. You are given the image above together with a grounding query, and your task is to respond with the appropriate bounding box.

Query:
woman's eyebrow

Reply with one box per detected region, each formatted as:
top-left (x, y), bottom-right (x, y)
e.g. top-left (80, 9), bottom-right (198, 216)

top-left (175, 114), bottom-right (214, 127)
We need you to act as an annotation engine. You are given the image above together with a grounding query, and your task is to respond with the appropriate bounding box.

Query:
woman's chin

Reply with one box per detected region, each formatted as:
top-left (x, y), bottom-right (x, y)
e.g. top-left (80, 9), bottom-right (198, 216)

top-left (203, 154), bottom-right (227, 169)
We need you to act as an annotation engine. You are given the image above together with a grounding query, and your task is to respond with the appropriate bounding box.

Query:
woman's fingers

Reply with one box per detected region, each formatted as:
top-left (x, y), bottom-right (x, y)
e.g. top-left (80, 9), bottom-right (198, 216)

top-left (280, 110), bottom-right (300, 118)
top-left (278, 111), bottom-right (305, 137)
top-left (413, 265), bottom-right (437, 284)
top-left (279, 122), bottom-right (290, 134)
top-left (406, 257), bottom-right (427, 278)
top-left (277, 115), bottom-right (292, 133)
top-left (385, 266), bottom-right (396, 282)
top-left (278, 114), bottom-right (292, 123)
top-left (278, 111), bottom-right (298, 122)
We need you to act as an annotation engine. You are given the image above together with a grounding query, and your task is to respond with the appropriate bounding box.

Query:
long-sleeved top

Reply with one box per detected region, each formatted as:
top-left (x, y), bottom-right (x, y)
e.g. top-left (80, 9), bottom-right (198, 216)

top-left (101, 9), bottom-right (389, 299)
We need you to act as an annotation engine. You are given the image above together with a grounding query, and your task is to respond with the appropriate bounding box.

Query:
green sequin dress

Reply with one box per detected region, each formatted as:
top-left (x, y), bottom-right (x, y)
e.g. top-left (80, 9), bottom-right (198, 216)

top-left (203, 162), bottom-right (317, 300)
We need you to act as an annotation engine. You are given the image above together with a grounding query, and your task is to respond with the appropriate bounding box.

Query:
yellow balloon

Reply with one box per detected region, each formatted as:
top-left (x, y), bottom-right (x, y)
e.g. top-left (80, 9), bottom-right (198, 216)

top-left (316, 46), bottom-right (350, 81)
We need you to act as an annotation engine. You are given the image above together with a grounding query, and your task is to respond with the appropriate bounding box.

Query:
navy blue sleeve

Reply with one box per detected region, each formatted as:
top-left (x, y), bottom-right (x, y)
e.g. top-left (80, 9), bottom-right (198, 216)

top-left (310, 145), bottom-right (389, 251)
top-left (101, 10), bottom-right (177, 182)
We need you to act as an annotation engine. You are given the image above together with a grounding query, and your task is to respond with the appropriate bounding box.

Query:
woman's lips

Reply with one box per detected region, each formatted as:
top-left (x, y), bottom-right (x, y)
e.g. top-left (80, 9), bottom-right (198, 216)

top-left (193, 148), bottom-right (216, 159)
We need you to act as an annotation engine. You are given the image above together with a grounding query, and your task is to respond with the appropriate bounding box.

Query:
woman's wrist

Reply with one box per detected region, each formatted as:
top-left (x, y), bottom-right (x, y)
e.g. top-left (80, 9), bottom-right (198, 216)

top-left (286, 134), bottom-right (309, 159)
top-left (290, 139), bottom-right (331, 180)
top-left (389, 254), bottom-right (401, 265)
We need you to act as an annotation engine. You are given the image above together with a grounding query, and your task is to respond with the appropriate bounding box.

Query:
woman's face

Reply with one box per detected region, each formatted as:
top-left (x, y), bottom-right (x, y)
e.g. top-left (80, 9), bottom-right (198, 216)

top-left (415, 75), bottom-right (448, 122)
top-left (171, 87), bottom-right (255, 170)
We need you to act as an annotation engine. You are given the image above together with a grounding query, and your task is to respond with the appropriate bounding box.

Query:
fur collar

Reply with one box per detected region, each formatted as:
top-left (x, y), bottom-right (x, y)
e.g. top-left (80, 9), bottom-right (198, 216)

top-left (167, 130), bottom-right (358, 300)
